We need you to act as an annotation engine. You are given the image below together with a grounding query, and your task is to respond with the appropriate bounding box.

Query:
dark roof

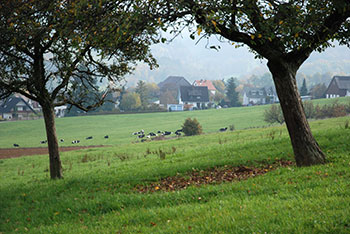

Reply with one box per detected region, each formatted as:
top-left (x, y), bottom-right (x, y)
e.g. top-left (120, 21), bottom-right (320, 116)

top-left (158, 76), bottom-right (191, 90)
top-left (180, 86), bottom-right (209, 102)
top-left (0, 97), bottom-right (36, 114)
top-left (244, 87), bottom-right (267, 98)
top-left (334, 76), bottom-right (350, 90)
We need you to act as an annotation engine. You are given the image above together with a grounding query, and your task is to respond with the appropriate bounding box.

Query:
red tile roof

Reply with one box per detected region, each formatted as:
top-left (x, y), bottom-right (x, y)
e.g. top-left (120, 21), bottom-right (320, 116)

top-left (193, 80), bottom-right (216, 91)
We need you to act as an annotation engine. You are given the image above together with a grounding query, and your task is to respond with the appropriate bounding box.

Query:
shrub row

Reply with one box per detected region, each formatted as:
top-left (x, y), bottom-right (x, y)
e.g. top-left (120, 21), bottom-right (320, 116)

top-left (264, 100), bottom-right (350, 124)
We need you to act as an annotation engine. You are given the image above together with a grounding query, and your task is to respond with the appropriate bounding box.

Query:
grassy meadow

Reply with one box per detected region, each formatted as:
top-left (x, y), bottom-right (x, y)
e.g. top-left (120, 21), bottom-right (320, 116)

top-left (1, 97), bottom-right (350, 233)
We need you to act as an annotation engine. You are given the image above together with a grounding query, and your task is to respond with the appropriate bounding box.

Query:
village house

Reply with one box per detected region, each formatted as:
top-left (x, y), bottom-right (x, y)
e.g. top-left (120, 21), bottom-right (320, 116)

top-left (193, 79), bottom-right (217, 95)
top-left (242, 87), bottom-right (279, 106)
top-left (0, 96), bottom-right (37, 120)
top-left (325, 76), bottom-right (350, 98)
top-left (178, 86), bottom-right (210, 110)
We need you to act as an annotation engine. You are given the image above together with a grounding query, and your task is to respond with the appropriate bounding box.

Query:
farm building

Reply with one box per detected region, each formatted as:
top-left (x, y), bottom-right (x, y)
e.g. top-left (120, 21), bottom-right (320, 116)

top-left (158, 76), bottom-right (191, 106)
top-left (0, 96), bottom-right (37, 120)
top-left (325, 76), bottom-right (350, 98)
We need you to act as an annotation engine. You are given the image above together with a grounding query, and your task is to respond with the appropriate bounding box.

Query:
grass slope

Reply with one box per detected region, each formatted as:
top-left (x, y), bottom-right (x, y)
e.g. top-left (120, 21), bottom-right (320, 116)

top-left (0, 97), bottom-right (349, 149)
top-left (1, 116), bottom-right (350, 233)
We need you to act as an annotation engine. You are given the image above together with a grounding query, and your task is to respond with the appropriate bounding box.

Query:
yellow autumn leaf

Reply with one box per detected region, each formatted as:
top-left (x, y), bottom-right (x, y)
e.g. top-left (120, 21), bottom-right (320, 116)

top-left (211, 20), bottom-right (217, 27)
top-left (102, 27), bottom-right (107, 32)
top-left (157, 17), bottom-right (162, 25)
top-left (250, 34), bottom-right (255, 40)
top-left (54, 212), bottom-right (60, 216)
top-left (155, 186), bottom-right (160, 190)
top-left (257, 34), bottom-right (262, 38)
top-left (279, 20), bottom-right (283, 25)
top-left (295, 33), bottom-right (299, 38)
top-left (268, 37), bottom-right (272, 42)
top-left (197, 27), bottom-right (202, 36)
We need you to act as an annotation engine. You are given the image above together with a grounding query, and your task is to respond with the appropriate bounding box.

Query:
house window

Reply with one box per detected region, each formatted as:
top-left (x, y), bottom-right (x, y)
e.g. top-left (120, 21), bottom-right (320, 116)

top-left (17, 106), bottom-right (23, 111)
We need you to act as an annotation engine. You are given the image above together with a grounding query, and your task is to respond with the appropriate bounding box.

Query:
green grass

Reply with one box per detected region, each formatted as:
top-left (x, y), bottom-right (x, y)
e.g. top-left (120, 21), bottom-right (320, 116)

top-left (1, 113), bottom-right (350, 233)
top-left (0, 96), bottom-right (349, 149)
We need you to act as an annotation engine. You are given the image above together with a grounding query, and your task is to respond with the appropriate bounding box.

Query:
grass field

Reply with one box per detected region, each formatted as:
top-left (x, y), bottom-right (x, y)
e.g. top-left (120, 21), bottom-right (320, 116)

top-left (0, 97), bottom-right (349, 149)
top-left (1, 97), bottom-right (350, 233)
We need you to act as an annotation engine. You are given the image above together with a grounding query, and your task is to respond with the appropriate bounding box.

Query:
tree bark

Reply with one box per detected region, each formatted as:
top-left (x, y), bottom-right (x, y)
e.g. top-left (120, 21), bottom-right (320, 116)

top-left (41, 103), bottom-right (63, 179)
top-left (267, 60), bottom-right (326, 166)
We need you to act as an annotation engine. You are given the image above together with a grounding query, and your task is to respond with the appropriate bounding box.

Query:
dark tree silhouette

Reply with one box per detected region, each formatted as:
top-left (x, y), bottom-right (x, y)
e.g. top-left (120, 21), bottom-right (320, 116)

top-left (300, 79), bottom-right (308, 96)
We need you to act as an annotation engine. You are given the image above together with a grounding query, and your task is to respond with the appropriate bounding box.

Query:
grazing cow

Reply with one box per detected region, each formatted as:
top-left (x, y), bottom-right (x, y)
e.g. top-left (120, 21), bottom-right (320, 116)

top-left (148, 132), bottom-right (157, 136)
top-left (40, 140), bottom-right (47, 144)
top-left (133, 129), bottom-right (145, 135)
top-left (72, 140), bottom-right (80, 144)
top-left (86, 136), bottom-right (93, 140)
top-left (175, 131), bottom-right (181, 136)
top-left (13, 144), bottom-right (19, 147)
top-left (141, 139), bottom-right (147, 142)
top-left (157, 130), bottom-right (163, 134)
top-left (104, 135), bottom-right (109, 139)
top-left (219, 127), bottom-right (228, 132)
top-left (163, 131), bottom-right (172, 136)
top-left (60, 139), bottom-right (64, 142)
top-left (138, 134), bottom-right (145, 139)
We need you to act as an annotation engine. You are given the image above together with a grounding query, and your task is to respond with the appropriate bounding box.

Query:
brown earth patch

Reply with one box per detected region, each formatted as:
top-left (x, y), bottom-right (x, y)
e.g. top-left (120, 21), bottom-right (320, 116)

top-left (0, 145), bottom-right (107, 159)
top-left (135, 160), bottom-right (294, 193)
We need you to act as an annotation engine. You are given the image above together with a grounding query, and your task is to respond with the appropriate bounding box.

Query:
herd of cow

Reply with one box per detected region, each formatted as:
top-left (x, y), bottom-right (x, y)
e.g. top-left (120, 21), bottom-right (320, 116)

top-left (12, 127), bottom-right (228, 148)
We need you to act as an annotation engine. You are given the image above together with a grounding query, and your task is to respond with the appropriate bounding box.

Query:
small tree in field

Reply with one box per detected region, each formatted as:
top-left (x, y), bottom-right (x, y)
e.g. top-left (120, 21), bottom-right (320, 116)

top-left (182, 118), bottom-right (203, 136)
top-left (0, 0), bottom-right (159, 179)
top-left (263, 105), bottom-right (285, 125)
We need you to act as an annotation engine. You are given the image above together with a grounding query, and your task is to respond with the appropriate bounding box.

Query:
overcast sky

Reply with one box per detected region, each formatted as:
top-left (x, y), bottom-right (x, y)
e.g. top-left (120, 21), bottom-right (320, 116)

top-left (125, 31), bottom-right (350, 86)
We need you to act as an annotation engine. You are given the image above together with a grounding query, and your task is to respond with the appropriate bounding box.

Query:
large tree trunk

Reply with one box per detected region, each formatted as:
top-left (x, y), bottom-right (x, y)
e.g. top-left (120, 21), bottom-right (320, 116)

top-left (267, 60), bottom-right (326, 166)
top-left (41, 104), bottom-right (63, 179)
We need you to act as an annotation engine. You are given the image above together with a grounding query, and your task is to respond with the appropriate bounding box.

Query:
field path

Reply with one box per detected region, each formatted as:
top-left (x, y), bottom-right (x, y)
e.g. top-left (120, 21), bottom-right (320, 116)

top-left (0, 145), bottom-right (106, 159)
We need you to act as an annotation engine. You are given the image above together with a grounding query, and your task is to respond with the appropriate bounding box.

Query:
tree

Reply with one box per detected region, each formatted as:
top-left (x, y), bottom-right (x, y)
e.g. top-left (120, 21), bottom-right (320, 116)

top-left (135, 80), bottom-right (149, 108)
top-left (146, 82), bottom-right (160, 101)
top-left (0, 0), bottom-right (159, 179)
top-left (300, 79), bottom-right (308, 96)
top-left (119, 92), bottom-right (141, 111)
top-left (263, 104), bottom-right (284, 125)
top-left (182, 118), bottom-right (202, 136)
top-left (225, 77), bottom-right (240, 107)
top-left (310, 83), bottom-right (327, 99)
top-left (212, 80), bottom-right (226, 94)
top-left (158, 0), bottom-right (350, 166)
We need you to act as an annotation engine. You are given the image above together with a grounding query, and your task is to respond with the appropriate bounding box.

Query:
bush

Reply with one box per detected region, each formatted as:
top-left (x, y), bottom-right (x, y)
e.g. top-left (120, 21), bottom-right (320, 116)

top-left (303, 101), bottom-right (315, 119)
top-left (182, 118), bottom-right (203, 136)
top-left (263, 104), bottom-right (284, 124)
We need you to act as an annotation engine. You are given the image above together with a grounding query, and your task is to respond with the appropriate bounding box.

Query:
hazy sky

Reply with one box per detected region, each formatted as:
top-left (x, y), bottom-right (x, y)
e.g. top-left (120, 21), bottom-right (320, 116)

top-left (125, 31), bottom-right (350, 86)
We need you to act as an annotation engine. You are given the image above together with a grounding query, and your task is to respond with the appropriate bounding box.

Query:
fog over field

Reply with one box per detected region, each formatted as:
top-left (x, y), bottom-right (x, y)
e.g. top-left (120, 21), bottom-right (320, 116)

top-left (125, 32), bottom-right (350, 86)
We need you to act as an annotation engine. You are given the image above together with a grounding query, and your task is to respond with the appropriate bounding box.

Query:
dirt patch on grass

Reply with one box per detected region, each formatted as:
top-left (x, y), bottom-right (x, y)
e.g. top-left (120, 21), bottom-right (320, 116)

top-left (0, 145), bottom-right (106, 159)
top-left (135, 160), bottom-right (294, 193)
